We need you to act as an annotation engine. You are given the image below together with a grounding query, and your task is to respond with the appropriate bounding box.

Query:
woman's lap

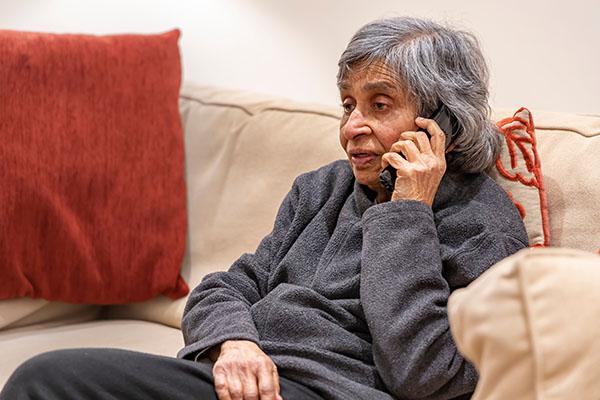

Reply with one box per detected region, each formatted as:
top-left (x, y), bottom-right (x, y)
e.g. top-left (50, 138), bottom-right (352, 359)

top-left (0, 348), bottom-right (323, 400)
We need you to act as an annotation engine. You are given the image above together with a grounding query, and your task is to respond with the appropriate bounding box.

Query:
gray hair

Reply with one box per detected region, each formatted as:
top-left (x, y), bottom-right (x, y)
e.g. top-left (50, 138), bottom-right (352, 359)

top-left (337, 17), bottom-right (501, 173)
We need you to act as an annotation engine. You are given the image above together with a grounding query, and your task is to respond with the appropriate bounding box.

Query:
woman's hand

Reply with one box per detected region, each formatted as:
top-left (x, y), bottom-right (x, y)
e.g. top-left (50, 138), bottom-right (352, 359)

top-left (381, 117), bottom-right (447, 207)
top-left (211, 340), bottom-right (283, 400)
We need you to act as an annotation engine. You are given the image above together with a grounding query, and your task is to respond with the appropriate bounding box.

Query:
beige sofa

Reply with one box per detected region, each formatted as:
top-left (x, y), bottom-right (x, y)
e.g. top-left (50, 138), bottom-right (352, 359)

top-left (1, 84), bottom-right (599, 397)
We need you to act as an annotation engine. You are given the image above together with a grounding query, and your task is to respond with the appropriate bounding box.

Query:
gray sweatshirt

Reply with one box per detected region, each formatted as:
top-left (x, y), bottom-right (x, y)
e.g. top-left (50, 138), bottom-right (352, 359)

top-left (178, 159), bottom-right (528, 400)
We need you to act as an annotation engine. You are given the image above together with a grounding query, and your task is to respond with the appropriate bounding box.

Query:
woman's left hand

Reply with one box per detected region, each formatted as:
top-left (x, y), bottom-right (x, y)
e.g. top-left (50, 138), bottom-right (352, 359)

top-left (381, 117), bottom-right (447, 207)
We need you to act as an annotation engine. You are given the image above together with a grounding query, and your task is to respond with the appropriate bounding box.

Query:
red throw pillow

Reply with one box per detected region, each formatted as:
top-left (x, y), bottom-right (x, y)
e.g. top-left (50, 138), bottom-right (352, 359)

top-left (489, 107), bottom-right (550, 247)
top-left (0, 29), bottom-right (189, 304)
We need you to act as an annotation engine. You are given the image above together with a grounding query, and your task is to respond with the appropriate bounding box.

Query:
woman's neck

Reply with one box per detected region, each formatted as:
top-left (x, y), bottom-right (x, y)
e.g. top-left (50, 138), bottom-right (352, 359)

top-left (375, 190), bottom-right (391, 204)
top-left (364, 182), bottom-right (391, 204)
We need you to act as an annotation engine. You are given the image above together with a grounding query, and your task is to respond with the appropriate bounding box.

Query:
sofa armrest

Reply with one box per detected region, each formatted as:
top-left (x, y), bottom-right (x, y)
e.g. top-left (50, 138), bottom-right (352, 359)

top-left (448, 247), bottom-right (600, 399)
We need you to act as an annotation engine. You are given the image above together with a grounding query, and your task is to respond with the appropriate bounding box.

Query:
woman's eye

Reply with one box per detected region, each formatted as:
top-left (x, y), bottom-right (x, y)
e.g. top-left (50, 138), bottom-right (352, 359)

top-left (374, 102), bottom-right (387, 111)
top-left (342, 103), bottom-right (355, 114)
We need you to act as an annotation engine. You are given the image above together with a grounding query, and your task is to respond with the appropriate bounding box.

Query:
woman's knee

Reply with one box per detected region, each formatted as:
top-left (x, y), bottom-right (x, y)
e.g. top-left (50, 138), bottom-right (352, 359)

top-left (2, 349), bottom-right (79, 399)
top-left (0, 349), bottom-right (108, 400)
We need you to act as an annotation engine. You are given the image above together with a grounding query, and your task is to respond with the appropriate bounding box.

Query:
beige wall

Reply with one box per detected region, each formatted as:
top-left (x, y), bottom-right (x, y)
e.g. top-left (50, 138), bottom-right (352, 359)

top-left (1, 0), bottom-right (598, 114)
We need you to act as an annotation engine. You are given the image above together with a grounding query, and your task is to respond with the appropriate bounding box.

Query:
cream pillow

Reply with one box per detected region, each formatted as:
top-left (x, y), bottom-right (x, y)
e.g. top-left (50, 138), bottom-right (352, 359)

top-left (448, 248), bottom-right (600, 399)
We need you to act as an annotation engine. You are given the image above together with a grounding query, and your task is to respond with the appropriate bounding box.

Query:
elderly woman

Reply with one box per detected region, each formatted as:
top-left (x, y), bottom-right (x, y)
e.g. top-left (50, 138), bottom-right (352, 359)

top-left (1, 16), bottom-right (527, 400)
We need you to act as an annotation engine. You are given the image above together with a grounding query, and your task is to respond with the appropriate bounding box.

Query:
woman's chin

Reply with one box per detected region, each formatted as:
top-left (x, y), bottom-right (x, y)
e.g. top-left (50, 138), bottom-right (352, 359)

top-left (353, 170), bottom-right (381, 188)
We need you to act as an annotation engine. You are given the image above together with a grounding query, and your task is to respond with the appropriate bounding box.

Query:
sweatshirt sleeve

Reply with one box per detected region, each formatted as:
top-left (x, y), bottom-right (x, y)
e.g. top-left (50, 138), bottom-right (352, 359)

top-left (360, 200), bottom-right (526, 400)
top-left (177, 180), bottom-right (299, 361)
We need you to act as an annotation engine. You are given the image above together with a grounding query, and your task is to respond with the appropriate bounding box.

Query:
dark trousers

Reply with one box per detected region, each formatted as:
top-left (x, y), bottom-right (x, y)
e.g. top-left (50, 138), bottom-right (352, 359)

top-left (0, 348), bottom-right (324, 400)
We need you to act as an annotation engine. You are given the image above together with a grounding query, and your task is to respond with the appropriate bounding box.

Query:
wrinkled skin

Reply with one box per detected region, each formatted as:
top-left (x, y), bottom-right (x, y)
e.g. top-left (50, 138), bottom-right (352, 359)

top-left (338, 62), bottom-right (450, 206)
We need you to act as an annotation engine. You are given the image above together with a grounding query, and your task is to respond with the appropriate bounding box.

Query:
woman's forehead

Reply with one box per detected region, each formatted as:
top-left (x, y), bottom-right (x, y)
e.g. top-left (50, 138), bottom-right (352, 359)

top-left (340, 62), bottom-right (407, 95)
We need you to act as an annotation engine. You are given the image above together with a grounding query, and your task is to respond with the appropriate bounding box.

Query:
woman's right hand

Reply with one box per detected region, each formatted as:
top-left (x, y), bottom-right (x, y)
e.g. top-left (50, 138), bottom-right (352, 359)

top-left (211, 340), bottom-right (283, 400)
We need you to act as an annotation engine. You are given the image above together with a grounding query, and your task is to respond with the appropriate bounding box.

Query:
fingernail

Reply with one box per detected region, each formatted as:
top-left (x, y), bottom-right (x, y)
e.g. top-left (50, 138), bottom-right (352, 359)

top-left (416, 117), bottom-right (424, 121)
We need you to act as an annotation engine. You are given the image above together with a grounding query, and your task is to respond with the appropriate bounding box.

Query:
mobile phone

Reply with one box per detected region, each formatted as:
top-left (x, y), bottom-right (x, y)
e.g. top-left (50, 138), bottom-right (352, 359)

top-left (378, 104), bottom-right (459, 194)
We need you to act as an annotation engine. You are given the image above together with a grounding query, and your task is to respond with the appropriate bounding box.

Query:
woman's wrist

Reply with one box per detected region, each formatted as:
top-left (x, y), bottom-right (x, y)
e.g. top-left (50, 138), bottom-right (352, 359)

top-left (207, 343), bottom-right (222, 362)
top-left (209, 339), bottom-right (257, 361)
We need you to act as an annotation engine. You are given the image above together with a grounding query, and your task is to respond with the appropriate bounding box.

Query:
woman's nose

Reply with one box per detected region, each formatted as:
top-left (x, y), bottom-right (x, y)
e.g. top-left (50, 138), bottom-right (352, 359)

top-left (342, 109), bottom-right (372, 140)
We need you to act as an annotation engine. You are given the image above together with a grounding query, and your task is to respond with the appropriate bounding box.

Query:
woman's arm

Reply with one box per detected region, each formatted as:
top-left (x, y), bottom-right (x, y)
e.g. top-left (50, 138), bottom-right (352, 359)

top-left (178, 179), bottom-right (299, 361)
top-left (360, 200), bottom-right (526, 400)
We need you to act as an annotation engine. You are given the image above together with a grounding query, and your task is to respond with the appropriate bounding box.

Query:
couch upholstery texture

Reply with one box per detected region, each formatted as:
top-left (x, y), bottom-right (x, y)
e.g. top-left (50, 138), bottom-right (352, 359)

top-left (1, 84), bottom-right (599, 396)
top-left (449, 248), bottom-right (600, 399)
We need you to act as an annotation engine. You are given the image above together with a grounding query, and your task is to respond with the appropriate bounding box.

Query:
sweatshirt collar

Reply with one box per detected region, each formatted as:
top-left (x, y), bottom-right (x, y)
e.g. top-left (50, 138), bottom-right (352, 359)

top-left (353, 179), bottom-right (377, 216)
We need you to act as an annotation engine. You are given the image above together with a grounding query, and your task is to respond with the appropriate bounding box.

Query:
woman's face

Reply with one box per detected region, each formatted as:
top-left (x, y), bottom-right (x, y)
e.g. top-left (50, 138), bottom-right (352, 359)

top-left (339, 62), bottom-right (418, 193)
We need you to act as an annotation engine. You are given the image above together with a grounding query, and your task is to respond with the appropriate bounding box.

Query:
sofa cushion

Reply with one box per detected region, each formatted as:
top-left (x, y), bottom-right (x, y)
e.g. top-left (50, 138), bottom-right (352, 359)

top-left (0, 298), bottom-right (100, 331)
top-left (531, 111), bottom-right (600, 252)
top-left (0, 319), bottom-right (184, 388)
top-left (448, 247), bottom-right (600, 399)
top-left (0, 29), bottom-right (188, 304)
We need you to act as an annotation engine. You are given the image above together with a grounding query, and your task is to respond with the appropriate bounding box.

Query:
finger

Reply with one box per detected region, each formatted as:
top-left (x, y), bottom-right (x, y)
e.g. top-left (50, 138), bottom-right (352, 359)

top-left (415, 117), bottom-right (446, 157)
top-left (399, 130), bottom-right (434, 155)
top-left (256, 359), bottom-right (278, 400)
top-left (225, 369), bottom-right (244, 400)
top-left (381, 152), bottom-right (409, 172)
top-left (390, 140), bottom-right (421, 162)
top-left (238, 363), bottom-right (260, 400)
top-left (273, 366), bottom-right (282, 400)
top-left (213, 371), bottom-right (233, 400)
top-left (380, 154), bottom-right (389, 169)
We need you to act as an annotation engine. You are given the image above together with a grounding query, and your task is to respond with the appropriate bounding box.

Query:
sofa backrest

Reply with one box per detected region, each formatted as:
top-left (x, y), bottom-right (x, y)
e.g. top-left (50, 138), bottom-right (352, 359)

top-left (4, 84), bottom-right (598, 332)
top-left (152, 84), bottom-right (598, 328)
top-left (180, 84), bottom-right (600, 269)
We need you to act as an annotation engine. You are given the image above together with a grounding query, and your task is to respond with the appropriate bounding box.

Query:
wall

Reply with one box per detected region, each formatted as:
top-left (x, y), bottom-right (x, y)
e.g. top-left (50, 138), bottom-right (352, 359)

top-left (1, 0), bottom-right (598, 114)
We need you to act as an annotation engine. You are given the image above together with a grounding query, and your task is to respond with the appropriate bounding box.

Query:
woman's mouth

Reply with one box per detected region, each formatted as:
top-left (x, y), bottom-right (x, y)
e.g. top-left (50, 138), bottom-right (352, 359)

top-left (351, 153), bottom-right (377, 166)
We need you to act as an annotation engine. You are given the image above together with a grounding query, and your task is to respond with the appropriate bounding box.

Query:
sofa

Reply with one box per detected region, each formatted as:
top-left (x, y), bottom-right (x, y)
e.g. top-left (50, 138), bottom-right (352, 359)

top-left (1, 83), bottom-right (599, 398)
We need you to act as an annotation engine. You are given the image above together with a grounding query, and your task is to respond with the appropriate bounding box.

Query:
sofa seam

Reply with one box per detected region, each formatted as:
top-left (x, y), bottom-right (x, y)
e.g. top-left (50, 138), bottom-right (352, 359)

top-left (180, 95), bottom-right (254, 116)
top-left (259, 106), bottom-right (341, 120)
top-left (179, 95), bottom-right (344, 121)
top-left (536, 127), bottom-right (600, 138)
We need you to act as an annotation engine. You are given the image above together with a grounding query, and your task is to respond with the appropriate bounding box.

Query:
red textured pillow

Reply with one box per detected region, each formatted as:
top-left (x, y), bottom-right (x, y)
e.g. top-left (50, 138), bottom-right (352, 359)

top-left (489, 107), bottom-right (550, 247)
top-left (0, 29), bottom-right (189, 304)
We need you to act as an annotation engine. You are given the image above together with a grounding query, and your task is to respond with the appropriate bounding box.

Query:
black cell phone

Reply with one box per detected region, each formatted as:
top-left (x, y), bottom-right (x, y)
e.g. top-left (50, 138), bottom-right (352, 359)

top-left (378, 104), bottom-right (459, 194)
